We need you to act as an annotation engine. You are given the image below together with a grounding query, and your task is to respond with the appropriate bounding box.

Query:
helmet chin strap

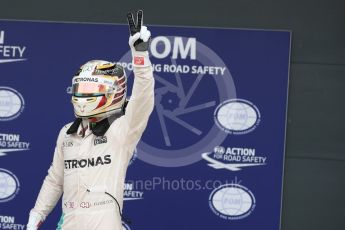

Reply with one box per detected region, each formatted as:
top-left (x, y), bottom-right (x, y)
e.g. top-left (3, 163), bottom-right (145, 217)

top-left (79, 119), bottom-right (89, 138)
top-left (81, 118), bottom-right (89, 126)
top-left (88, 113), bottom-right (110, 123)
top-left (87, 115), bottom-right (109, 132)
top-left (88, 117), bottom-right (100, 123)
top-left (80, 117), bottom-right (105, 137)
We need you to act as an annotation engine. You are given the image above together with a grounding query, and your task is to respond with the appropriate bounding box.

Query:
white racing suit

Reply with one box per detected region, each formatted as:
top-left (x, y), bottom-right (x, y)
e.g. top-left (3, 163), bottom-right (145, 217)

top-left (29, 63), bottom-right (154, 230)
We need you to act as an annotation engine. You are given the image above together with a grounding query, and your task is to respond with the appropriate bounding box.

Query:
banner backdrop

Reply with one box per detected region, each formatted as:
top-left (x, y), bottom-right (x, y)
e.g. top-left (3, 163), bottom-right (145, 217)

top-left (0, 20), bottom-right (291, 230)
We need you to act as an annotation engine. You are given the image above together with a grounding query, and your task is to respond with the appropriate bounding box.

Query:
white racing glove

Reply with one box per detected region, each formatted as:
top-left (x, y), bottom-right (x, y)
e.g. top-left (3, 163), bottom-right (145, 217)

top-left (26, 211), bottom-right (44, 230)
top-left (127, 10), bottom-right (151, 67)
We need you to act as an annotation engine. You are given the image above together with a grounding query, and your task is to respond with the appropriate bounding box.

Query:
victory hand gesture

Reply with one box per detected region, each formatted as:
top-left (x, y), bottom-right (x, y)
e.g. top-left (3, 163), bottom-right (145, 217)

top-left (127, 10), bottom-right (151, 52)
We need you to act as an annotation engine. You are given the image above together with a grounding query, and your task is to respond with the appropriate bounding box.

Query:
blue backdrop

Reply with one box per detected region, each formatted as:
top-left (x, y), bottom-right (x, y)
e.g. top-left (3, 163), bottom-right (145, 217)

top-left (0, 20), bottom-right (291, 230)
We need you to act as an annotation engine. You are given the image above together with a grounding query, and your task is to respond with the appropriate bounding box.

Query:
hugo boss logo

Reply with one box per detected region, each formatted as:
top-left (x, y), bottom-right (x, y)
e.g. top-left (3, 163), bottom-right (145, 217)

top-left (94, 136), bottom-right (107, 146)
top-left (62, 139), bottom-right (73, 148)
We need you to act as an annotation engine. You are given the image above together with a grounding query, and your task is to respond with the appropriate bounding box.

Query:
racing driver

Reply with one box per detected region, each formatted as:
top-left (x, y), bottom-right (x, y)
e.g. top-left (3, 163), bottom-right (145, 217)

top-left (26, 10), bottom-right (154, 230)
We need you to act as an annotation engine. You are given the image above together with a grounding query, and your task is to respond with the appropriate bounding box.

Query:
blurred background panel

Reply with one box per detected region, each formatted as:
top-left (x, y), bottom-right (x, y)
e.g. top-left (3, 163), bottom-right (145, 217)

top-left (1, 0), bottom-right (344, 229)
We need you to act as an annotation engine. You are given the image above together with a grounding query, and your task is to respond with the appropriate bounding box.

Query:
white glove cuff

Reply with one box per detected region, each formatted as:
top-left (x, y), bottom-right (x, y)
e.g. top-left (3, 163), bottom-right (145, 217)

top-left (27, 211), bottom-right (44, 229)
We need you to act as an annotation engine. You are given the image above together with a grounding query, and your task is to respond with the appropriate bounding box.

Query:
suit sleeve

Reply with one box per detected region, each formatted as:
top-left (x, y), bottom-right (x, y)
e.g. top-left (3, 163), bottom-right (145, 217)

top-left (29, 127), bottom-right (65, 220)
top-left (120, 64), bottom-right (155, 156)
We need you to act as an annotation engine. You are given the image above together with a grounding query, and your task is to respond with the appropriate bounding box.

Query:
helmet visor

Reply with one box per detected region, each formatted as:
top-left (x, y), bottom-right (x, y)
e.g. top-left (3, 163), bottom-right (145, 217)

top-left (72, 82), bottom-right (116, 97)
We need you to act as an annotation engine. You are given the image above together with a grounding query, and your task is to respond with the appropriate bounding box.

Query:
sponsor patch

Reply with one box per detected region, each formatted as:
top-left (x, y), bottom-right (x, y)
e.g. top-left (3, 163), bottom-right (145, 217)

top-left (64, 155), bottom-right (111, 169)
top-left (134, 56), bottom-right (144, 65)
top-left (94, 136), bottom-right (107, 146)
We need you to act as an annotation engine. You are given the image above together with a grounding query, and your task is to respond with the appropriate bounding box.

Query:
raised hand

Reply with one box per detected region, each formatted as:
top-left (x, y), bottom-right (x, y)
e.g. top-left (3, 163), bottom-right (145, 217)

top-left (127, 10), bottom-right (151, 52)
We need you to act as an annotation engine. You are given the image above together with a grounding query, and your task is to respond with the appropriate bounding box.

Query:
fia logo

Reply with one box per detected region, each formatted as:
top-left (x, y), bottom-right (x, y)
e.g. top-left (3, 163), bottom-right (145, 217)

top-left (0, 168), bottom-right (20, 203)
top-left (0, 87), bottom-right (25, 121)
top-left (202, 145), bottom-right (267, 171)
top-left (0, 133), bottom-right (30, 156)
top-left (209, 181), bottom-right (256, 220)
top-left (214, 99), bottom-right (261, 135)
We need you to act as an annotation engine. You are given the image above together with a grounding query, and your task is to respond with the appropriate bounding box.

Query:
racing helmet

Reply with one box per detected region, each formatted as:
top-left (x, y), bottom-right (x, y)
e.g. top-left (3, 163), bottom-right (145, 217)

top-left (71, 60), bottom-right (127, 118)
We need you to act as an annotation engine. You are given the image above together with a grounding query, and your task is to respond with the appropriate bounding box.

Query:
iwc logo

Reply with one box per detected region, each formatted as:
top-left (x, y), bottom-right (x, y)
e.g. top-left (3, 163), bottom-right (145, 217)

top-left (209, 183), bottom-right (256, 220)
top-left (0, 87), bottom-right (25, 121)
top-left (214, 99), bottom-right (260, 135)
top-left (0, 168), bottom-right (20, 203)
top-left (94, 136), bottom-right (107, 146)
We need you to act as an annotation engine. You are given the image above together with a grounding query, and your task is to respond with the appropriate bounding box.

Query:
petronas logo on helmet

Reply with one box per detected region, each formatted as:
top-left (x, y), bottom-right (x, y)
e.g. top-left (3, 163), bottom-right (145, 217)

top-left (74, 77), bottom-right (99, 83)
